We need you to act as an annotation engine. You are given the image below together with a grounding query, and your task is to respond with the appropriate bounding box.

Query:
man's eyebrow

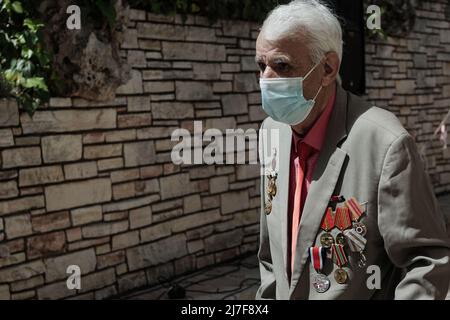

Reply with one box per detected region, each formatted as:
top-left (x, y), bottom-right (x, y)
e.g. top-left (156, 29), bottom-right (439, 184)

top-left (271, 56), bottom-right (291, 64)
top-left (255, 55), bottom-right (292, 65)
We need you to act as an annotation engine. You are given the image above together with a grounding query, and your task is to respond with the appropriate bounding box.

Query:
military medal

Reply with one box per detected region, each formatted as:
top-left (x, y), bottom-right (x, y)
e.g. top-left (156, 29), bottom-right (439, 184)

top-left (332, 244), bottom-right (348, 266)
top-left (344, 228), bottom-right (367, 267)
top-left (264, 201), bottom-right (272, 215)
top-left (335, 207), bottom-right (352, 230)
top-left (335, 233), bottom-right (346, 246)
top-left (331, 244), bottom-right (349, 284)
top-left (334, 268), bottom-right (348, 284)
top-left (357, 252), bottom-right (367, 268)
top-left (345, 197), bottom-right (364, 221)
top-left (312, 273), bottom-right (331, 293)
top-left (268, 177), bottom-right (277, 197)
top-left (264, 173), bottom-right (277, 215)
top-left (334, 207), bottom-right (351, 245)
top-left (343, 228), bottom-right (367, 253)
top-left (320, 233), bottom-right (334, 249)
top-left (309, 246), bottom-right (330, 293)
top-left (320, 207), bottom-right (335, 248)
top-left (353, 222), bottom-right (367, 236)
top-left (346, 197), bottom-right (367, 233)
top-left (264, 149), bottom-right (278, 215)
top-left (345, 197), bottom-right (368, 267)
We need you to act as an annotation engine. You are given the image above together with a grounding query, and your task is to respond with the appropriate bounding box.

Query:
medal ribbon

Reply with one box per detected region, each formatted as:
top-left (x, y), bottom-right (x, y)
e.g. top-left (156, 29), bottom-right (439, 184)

top-left (309, 247), bottom-right (324, 273)
top-left (332, 244), bottom-right (348, 267)
top-left (334, 207), bottom-right (351, 230)
top-left (320, 207), bottom-right (335, 231)
top-left (330, 195), bottom-right (345, 203)
top-left (343, 229), bottom-right (367, 252)
top-left (346, 197), bottom-right (364, 221)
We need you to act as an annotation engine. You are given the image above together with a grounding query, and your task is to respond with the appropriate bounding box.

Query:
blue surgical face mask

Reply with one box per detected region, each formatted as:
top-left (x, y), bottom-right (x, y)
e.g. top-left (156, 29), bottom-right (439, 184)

top-left (259, 62), bottom-right (322, 126)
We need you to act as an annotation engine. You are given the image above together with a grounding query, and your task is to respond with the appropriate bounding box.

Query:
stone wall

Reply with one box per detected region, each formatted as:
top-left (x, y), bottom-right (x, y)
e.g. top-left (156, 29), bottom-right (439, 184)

top-left (365, 0), bottom-right (450, 194)
top-left (0, 10), bottom-right (264, 300)
top-left (0, 1), bottom-right (449, 300)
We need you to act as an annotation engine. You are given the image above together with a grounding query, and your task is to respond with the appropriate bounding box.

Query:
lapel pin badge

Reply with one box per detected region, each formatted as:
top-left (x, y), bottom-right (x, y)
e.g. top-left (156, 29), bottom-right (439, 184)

top-left (264, 148), bottom-right (278, 215)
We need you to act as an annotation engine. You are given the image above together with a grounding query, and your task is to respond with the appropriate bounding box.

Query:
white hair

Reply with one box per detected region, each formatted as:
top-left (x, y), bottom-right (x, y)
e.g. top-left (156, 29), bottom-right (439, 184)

top-left (261, 0), bottom-right (343, 66)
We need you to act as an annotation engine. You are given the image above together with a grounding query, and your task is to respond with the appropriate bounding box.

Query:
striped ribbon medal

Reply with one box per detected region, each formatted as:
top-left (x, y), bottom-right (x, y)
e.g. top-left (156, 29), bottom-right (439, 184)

top-left (334, 207), bottom-right (352, 230)
top-left (344, 228), bottom-right (368, 268)
top-left (321, 207), bottom-right (335, 230)
top-left (332, 244), bottom-right (348, 266)
top-left (343, 228), bottom-right (367, 252)
top-left (345, 197), bottom-right (364, 221)
top-left (309, 246), bottom-right (330, 293)
top-left (331, 244), bottom-right (348, 284)
top-left (345, 197), bottom-right (368, 267)
top-left (346, 197), bottom-right (367, 236)
top-left (320, 208), bottom-right (335, 248)
top-left (334, 207), bottom-right (351, 245)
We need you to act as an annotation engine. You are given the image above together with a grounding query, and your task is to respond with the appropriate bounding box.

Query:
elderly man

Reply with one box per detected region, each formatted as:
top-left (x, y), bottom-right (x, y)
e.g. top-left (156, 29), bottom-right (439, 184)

top-left (256, 0), bottom-right (449, 300)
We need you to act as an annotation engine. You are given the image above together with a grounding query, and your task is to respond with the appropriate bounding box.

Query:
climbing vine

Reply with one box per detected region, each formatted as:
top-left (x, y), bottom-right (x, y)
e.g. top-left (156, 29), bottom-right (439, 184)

top-left (0, 0), bottom-right (118, 115)
top-left (0, 0), bottom-right (51, 115)
top-left (1, 0), bottom-right (420, 115)
top-left (128, 0), bottom-right (290, 23)
top-left (364, 0), bottom-right (417, 40)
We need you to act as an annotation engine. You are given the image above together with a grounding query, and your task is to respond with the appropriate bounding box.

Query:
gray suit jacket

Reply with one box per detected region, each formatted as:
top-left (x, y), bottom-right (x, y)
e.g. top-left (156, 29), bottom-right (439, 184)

top-left (256, 85), bottom-right (450, 300)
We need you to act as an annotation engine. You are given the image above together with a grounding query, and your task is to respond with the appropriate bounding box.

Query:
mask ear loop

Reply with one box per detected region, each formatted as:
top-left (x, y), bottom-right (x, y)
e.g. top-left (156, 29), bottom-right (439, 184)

top-left (303, 59), bottom-right (323, 80)
top-left (312, 85), bottom-right (322, 101)
top-left (304, 58), bottom-right (324, 102)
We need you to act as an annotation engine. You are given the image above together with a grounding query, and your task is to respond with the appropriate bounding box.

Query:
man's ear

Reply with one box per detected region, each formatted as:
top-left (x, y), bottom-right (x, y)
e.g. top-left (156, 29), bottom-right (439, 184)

top-left (321, 51), bottom-right (340, 87)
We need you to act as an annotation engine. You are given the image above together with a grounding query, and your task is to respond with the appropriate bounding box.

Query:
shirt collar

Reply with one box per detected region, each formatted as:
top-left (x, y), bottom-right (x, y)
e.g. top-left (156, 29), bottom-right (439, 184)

top-left (292, 88), bottom-right (336, 154)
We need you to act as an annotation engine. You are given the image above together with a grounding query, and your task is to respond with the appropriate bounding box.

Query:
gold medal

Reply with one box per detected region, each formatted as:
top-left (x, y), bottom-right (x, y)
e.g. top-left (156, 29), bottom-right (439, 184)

top-left (264, 172), bottom-right (277, 215)
top-left (319, 208), bottom-right (335, 248)
top-left (268, 179), bottom-right (277, 197)
top-left (335, 232), bottom-right (346, 245)
top-left (334, 268), bottom-right (348, 284)
top-left (320, 232), bottom-right (334, 248)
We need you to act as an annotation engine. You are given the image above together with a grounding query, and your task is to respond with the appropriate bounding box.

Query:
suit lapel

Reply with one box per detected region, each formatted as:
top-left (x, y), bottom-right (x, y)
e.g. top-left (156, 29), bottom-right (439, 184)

top-left (289, 86), bottom-right (350, 297)
top-left (276, 122), bottom-right (292, 284)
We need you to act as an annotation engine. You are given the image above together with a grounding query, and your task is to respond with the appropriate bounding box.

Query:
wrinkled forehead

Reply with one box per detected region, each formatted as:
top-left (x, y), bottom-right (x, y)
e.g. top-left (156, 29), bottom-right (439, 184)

top-left (255, 31), bottom-right (312, 65)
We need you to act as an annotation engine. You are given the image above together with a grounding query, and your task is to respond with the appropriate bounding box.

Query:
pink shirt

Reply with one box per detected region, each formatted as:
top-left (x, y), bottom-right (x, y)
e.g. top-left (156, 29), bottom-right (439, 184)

top-left (287, 89), bottom-right (336, 277)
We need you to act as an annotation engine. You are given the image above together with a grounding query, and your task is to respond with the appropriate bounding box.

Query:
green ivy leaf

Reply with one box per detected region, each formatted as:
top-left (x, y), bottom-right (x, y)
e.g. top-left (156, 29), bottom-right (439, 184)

top-left (23, 77), bottom-right (48, 90)
top-left (4, 69), bottom-right (20, 82)
top-left (21, 47), bottom-right (33, 59)
top-left (0, 1), bottom-right (52, 114)
top-left (24, 18), bottom-right (43, 32)
top-left (11, 1), bottom-right (23, 14)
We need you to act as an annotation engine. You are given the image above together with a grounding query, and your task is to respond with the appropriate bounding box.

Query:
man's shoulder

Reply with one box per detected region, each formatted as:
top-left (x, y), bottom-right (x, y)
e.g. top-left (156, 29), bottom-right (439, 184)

top-left (344, 90), bottom-right (414, 157)
top-left (349, 103), bottom-right (409, 145)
